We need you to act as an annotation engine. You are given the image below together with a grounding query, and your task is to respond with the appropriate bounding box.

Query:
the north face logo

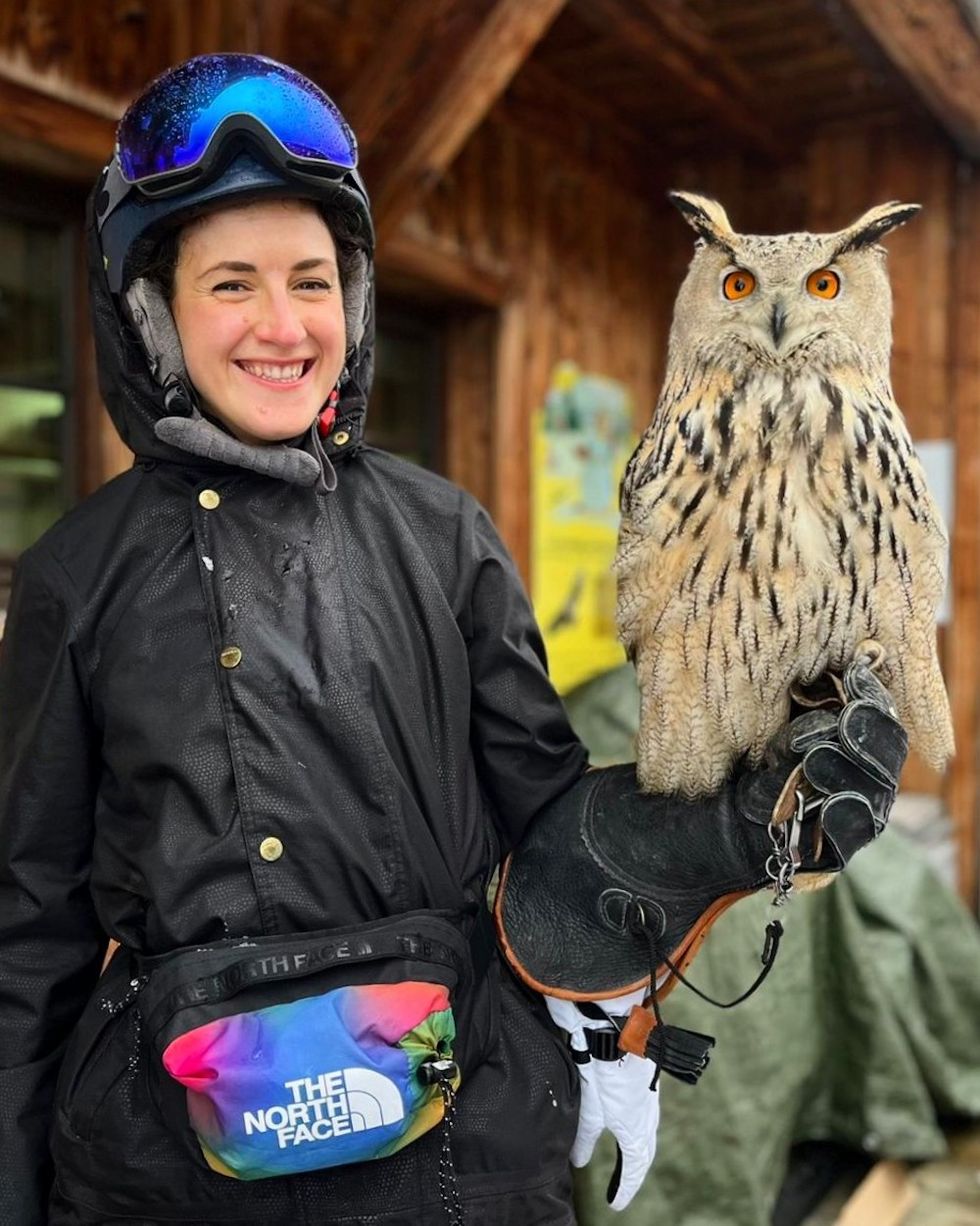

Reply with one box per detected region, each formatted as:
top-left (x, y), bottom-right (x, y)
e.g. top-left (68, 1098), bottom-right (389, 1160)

top-left (242, 1068), bottom-right (405, 1149)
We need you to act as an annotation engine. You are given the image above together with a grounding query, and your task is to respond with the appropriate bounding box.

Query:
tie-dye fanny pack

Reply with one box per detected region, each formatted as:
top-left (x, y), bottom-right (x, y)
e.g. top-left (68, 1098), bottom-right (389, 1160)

top-left (137, 911), bottom-right (483, 1181)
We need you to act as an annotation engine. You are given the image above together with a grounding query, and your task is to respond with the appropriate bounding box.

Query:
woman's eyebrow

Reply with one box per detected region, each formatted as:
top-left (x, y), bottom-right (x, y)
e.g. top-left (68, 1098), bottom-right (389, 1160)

top-left (199, 260), bottom-right (256, 276)
top-left (293, 257), bottom-right (337, 273)
top-left (198, 257), bottom-right (338, 277)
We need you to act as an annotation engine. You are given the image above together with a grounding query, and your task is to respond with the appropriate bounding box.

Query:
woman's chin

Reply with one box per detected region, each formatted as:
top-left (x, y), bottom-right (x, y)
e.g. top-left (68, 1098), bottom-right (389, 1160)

top-left (207, 405), bottom-right (318, 447)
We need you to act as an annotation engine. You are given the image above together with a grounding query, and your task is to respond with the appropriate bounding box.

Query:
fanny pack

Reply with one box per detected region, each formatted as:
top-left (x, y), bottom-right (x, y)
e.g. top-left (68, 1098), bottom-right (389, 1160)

top-left (137, 909), bottom-right (492, 1183)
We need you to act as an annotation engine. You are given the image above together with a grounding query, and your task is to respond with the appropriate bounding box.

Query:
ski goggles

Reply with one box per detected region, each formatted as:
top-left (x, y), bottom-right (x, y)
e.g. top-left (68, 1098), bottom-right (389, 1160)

top-left (98, 54), bottom-right (359, 227)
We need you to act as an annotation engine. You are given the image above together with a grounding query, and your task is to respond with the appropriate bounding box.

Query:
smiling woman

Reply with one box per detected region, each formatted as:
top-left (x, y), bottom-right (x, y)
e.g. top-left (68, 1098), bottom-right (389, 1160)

top-left (171, 199), bottom-right (347, 446)
top-left (0, 51), bottom-right (593, 1226)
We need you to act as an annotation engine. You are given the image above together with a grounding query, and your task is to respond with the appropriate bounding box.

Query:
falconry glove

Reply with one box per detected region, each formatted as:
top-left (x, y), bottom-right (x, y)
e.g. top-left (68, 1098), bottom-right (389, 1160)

top-left (738, 652), bottom-right (906, 878)
top-left (495, 650), bottom-right (908, 1071)
top-left (544, 989), bottom-right (659, 1211)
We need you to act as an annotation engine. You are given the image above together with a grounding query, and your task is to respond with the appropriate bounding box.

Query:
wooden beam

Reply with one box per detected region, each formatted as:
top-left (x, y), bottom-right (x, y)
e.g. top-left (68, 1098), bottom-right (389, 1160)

top-left (369, 0), bottom-right (567, 246)
top-left (947, 159), bottom-right (980, 908)
top-left (840, 0), bottom-right (980, 158)
top-left (339, 1), bottom-right (452, 148)
top-left (491, 298), bottom-right (531, 583)
top-left (0, 61), bottom-right (118, 178)
top-left (380, 227), bottom-right (509, 308)
top-left (569, 0), bottom-right (784, 160)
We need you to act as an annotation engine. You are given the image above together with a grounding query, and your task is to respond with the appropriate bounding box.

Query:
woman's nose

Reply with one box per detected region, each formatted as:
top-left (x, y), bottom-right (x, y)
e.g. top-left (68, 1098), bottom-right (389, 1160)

top-left (252, 291), bottom-right (306, 347)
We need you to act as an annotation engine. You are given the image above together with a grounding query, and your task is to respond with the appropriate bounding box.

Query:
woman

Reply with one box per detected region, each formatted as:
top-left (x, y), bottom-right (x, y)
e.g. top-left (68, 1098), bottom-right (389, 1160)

top-left (0, 54), bottom-right (596, 1225)
top-left (0, 53), bottom-right (904, 1226)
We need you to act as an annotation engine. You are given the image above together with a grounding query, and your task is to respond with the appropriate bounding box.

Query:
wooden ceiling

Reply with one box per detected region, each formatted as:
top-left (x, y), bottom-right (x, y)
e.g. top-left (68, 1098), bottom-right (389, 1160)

top-left (0, 0), bottom-right (977, 209)
top-left (543, 0), bottom-right (935, 157)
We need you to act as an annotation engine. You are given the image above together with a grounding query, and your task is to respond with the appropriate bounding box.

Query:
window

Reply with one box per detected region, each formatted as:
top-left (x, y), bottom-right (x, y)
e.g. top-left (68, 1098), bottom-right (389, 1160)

top-left (0, 202), bottom-right (75, 615)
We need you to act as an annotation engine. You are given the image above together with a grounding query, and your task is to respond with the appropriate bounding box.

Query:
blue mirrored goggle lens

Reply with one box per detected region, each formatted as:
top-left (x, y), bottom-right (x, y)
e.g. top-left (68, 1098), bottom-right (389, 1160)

top-left (116, 53), bottom-right (357, 184)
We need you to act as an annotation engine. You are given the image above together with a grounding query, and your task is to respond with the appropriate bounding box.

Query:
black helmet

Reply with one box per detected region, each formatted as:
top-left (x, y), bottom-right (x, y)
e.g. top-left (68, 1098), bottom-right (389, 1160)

top-left (95, 52), bottom-right (373, 298)
top-left (89, 54), bottom-right (374, 493)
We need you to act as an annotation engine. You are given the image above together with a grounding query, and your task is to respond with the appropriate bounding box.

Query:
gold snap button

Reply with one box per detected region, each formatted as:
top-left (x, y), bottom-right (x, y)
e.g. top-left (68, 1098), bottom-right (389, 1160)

top-left (259, 836), bottom-right (284, 862)
top-left (330, 430), bottom-right (350, 447)
top-left (198, 489), bottom-right (221, 510)
top-left (220, 646), bottom-right (242, 669)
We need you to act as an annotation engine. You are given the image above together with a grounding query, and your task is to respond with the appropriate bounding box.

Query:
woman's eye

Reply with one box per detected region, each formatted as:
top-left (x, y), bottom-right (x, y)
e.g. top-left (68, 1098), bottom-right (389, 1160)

top-left (295, 279), bottom-right (333, 292)
top-left (213, 280), bottom-right (249, 293)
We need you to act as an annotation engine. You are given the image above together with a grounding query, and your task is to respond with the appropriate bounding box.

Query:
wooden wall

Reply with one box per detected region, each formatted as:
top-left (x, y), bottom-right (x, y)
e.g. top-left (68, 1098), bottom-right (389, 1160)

top-left (799, 121), bottom-right (978, 895)
top-left (0, 2), bottom-right (976, 899)
top-left (427, 111), bottom-right (664, 562)
top-left (398, 103), bottom-right (978, 896)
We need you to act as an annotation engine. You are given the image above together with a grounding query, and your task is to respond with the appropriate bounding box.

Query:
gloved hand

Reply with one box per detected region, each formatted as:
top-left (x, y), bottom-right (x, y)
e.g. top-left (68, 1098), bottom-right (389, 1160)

top-left (545, 990), bottom-right (660, 1211)
top-left (737, 652), bottom-right (908, 882)
top-left (494, 647), bottom-right (909, 1002)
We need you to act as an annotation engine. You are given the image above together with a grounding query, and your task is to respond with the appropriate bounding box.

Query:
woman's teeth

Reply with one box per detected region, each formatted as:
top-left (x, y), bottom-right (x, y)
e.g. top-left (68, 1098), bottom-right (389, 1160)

top-left (239, 361), bottom-right (307, 382)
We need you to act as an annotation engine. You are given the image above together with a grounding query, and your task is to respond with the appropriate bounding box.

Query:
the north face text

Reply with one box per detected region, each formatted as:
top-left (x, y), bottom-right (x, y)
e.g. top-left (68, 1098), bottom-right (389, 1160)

top-left (242, 1067), bottom-right (405, 1149)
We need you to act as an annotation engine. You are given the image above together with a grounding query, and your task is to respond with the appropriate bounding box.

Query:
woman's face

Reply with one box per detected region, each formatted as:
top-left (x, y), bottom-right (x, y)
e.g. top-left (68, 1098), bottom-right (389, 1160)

top-left (172, 199), bottom-right (346, 446)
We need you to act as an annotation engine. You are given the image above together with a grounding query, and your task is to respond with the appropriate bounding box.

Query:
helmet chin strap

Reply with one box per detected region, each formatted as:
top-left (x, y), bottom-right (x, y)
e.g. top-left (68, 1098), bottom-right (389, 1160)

top-left (124, 277), bottom-right (335, 491)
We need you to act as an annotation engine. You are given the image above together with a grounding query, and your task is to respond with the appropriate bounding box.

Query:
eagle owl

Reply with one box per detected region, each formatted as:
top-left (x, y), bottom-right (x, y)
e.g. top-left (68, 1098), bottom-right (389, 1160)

top-left (616, 192), bottom-right (953, 798)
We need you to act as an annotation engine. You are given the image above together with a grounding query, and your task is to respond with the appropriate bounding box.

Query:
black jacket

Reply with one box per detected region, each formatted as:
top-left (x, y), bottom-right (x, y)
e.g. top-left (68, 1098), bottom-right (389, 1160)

top-left (0, 195), bottom-right (588, 1225)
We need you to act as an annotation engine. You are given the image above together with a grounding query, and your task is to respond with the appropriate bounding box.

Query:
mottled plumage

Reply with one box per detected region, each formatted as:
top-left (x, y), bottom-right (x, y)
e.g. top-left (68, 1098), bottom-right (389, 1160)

top-left (616, 193), bottom-right (953, 798)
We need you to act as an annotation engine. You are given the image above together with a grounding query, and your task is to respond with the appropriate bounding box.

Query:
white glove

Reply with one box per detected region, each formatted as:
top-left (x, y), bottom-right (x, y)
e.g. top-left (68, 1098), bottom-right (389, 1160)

top-left (545, 990), bottom-right (660, 1211)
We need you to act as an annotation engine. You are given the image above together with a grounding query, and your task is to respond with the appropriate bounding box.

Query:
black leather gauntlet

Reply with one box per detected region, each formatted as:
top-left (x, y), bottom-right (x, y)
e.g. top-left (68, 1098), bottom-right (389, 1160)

top-left (494, 654), bottom-right (908, 1004)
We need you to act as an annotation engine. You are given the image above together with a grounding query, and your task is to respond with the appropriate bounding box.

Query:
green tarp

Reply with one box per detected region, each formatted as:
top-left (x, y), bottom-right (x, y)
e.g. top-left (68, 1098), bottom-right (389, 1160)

top-left (564, 667), bottom-right (980, 1226)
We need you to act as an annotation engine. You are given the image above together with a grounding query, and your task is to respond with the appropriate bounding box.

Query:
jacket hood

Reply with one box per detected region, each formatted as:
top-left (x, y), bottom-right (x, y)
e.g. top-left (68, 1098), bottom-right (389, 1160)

top-left (84, 185), bottom-right (375, 479)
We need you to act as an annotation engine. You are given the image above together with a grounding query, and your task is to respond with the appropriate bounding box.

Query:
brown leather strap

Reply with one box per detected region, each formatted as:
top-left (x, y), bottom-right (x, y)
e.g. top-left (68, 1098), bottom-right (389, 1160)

top-left (619, 1002), bottom-right (656, 1058)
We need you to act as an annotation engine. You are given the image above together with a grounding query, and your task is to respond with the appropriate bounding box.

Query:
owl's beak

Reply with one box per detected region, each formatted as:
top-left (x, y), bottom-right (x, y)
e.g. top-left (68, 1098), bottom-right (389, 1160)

top-left (770, 300), bottom-right (788, 347)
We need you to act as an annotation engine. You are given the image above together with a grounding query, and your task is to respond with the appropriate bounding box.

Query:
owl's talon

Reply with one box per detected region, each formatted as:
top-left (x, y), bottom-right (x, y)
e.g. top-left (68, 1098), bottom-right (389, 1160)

top-left (855, 638), bottom-right (886, 671)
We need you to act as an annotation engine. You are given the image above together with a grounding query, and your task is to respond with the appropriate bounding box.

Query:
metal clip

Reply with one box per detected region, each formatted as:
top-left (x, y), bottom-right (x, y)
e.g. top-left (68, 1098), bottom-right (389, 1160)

top-left (766, 787), bottom-right (805, 905)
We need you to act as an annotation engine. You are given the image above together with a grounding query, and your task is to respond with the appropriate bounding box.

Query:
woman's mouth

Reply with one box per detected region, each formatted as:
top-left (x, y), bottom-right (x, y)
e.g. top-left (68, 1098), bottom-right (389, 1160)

top-left (235, 359), bottom-right (315, 386)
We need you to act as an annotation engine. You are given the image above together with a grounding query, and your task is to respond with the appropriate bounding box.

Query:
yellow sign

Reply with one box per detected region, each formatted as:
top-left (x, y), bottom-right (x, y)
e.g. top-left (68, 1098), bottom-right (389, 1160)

top-left (532, 362), bottom-right (636, 694)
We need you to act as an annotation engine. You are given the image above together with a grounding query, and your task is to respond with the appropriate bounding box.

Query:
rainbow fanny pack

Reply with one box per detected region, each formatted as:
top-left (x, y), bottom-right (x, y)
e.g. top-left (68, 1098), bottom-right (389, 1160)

top-left (137, 911), bottom-right (488, 1180)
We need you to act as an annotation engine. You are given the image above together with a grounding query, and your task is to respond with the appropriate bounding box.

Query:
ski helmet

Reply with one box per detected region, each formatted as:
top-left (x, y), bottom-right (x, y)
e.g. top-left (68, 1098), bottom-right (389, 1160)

top-left (95, 52), bottom-right (373, 299)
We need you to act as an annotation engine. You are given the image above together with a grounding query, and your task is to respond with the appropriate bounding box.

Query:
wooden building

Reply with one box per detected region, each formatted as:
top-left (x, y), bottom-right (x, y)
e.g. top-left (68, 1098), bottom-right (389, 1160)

top-left (1, 0), bottom-right (978, 903)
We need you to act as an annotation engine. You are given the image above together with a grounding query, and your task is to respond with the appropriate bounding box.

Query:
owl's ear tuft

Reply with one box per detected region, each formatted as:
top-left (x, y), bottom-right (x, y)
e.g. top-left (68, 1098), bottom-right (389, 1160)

top-left (668, 191), bottom-right (737, 251)
top-left (835, 201), bottom-right (922, 254)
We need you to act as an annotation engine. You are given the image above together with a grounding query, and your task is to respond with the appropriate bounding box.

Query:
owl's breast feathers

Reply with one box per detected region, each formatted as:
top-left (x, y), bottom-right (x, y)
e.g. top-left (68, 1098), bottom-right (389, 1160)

top-left (616, 360), bottom-right (952, 793)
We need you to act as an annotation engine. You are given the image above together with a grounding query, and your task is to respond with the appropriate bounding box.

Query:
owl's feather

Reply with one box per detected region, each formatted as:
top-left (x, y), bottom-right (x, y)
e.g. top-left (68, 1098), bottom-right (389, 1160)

top-left (617, 198), bottom-right (953, 798)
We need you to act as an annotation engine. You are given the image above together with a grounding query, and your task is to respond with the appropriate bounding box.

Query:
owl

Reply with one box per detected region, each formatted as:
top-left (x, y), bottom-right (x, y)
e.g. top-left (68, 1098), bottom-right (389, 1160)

top-left (616, 192), bottom-right (953, 799)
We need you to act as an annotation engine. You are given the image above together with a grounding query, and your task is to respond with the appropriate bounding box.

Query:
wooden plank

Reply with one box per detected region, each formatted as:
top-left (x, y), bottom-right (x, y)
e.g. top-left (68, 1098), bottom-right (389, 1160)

top-left (504, 59), bottom-right (661, 202)
top-left (946, 160), bottom-right (980, 907)
top-left (492, 298), bottom-right (531, 582)
top-left (243, 0), bottom-right (291, 61)
top-left (380, 228), bottom-right (508, 308)
top-left (570, 0), bottom-right (784, 159)
top-left (370, 0), bottom-right (567, 245)
top-left (834, 1160), bottom-right (918, 1226)
top-left (339, 0), bottom-right (450, 147)
top-left (840, 0), bottom-right (980, 158)
top-left (0, 61), bottom-right (118, 177)
top-left (444, 310), bottom-right (496, 510)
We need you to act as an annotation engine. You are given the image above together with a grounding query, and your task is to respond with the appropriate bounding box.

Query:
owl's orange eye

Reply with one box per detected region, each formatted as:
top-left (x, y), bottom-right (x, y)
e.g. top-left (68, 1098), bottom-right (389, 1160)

top-left (722, 270), bottom-right (756, 300)
top-left (806, 268), bottom-right (840, 299)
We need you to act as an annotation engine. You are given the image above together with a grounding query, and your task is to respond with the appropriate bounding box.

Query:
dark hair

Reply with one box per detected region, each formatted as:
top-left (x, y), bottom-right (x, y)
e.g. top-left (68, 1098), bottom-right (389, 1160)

top-left (128, 196), bottom-right (365, 302)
